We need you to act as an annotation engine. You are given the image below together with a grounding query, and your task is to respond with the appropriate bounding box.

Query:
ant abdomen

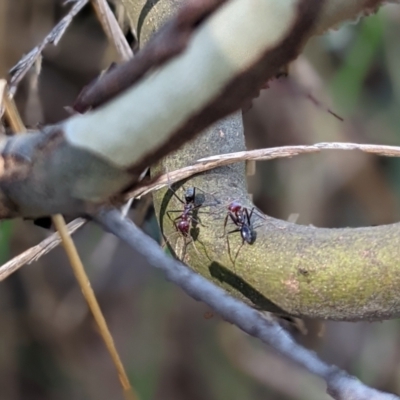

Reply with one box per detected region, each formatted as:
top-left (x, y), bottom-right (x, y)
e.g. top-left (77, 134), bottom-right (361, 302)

top-left (240, 225), bottom-right (255, 244)
top-left (177, 219), bottom-right (190, 236)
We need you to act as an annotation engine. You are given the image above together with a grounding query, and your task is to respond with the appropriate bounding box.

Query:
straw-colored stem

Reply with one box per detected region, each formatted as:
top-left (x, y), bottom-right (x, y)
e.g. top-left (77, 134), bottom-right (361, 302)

top-left (3, 93), bottom-right (26, 132)
top-left (90, 0), bottom-right (133, 62)
top-left (52, 215), bottom-right (137, 400)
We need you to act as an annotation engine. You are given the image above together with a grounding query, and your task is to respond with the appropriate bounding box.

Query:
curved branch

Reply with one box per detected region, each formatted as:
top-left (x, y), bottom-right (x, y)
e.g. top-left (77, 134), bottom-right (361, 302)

top-left (95, 208), bottom-right (400, 400)
top-left (125, 0), bottom-right (400, 321)
top-left (0, 0), bottom-right (399, 320)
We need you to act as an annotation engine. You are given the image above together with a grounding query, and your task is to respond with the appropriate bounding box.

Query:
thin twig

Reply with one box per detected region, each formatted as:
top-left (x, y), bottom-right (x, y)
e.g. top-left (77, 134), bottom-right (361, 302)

top-left (8, 0), bottom-right (89, 95)
top-left (95, 208), bottom-right (399, 400)
top-left (127, 142), bottom-right (400, 199)
top-left (52, 215), bottom-right (138, 400)
top-left (197, 142), bottom-right (400, 162)
top-left (0, 219), bottom-right (86, 281)
top-left (0, 79), bottom-right (7, 120)
top-left (3, 91), bottom-right (26, 132)
top-left (90, 0), bottom-right (133, 62)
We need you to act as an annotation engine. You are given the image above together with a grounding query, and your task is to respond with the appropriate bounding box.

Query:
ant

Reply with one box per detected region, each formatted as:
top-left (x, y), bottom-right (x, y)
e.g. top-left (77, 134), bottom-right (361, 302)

top-left (167, 186), bottom-right (201, 238)
top-left (165, 185), bottom-right (214, 258)
top-left (222, 201), bottom-right (256, 263)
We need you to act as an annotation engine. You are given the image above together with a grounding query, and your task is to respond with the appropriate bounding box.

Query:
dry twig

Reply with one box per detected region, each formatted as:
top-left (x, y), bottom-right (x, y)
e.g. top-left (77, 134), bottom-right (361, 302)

top-left (0, 79), bottom-right (6, 119)
top-left (90, 0), bottom-right (133, 61)
top-left (128, 142), bottom-right (400, 199)
top-left (0, 218), bottom-right (86, 281)
top-left (52, 215), bottom-right (138, 400)
top-left (8, 0), bottom-right (89, 94)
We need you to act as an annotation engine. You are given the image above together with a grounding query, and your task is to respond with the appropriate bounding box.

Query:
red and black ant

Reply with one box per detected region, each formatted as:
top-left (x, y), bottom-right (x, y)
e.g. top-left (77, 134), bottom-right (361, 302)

top-left (167, 186), bottom-right (202, 238)
top-left (222, 201), bottom-right (257, 263)
top-left (166, 185), bottom-right (218, 259)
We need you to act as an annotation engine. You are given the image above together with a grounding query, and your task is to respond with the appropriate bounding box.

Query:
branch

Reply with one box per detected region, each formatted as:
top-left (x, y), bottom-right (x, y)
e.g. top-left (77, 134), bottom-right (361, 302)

top-left (132, 0), bottom-right (400, 322)
top-left (0, 0), bottom-right (324, 219)
top-left (0, 0), bottom-right (389, 216)
top-left (95, 208), bottom-right (399, 400)
top-left (122, 0), bottom-right (400, 42)
top-left (0, 0), bottom-right (399, 321)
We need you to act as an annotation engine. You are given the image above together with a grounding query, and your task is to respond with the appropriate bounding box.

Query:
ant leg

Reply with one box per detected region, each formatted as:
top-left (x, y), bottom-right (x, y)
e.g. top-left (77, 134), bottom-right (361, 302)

top-left (229, 212), bottom-right (240, 225)
top-left (175, 236), bottom-right (187, 260)
top-left (167, 210), bottom-right (183, 224)
top-left (176, 236), bottom-right (200, 260)
top-left (191, 216), bottom-right (203, 226)
top-left (224, 228), bottom-right (241, 265)
top-left (190, 204), bottom-right (211, 227)
top-left (196, 187), bottom-right (218, 200)
top-left (227, 235), bottom-right (234, 265)
top-left (219, 212), bottom-right (239, 238)
top-left (223, 230), bottom-right (235, 265)
top-left (245, 207), bottom-right (255, 223)
top-left (193, 202), bottom-right (218, 216)
top-left (186, 236), bottom-right (201, 255)
top-left (191, 187), bottom-right (221, 207)
top-left (233, 240), bottom-right (245, 265)
top-left (192, 211), bottom-right (214, 222)
top-left (249, 207), bottom-right (255, 219)
top-left (166, 171), bottom-right (185, 204)
top-left (172, 220), bottom-right (180, 232)
top-left (219, 213), bottom-right (230, 238)
top-left (166, 213), bottom-right (183, 232)
top-left (168, 187), bottom-right (185, 204)
top-left (163, 230), bottom-right (181, 248)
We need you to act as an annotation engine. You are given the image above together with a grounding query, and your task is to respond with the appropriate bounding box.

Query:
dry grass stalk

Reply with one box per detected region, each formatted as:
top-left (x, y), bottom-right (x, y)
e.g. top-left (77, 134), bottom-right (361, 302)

top-left (128, 142), bottom-right (400, 199)
top-left (0, 218), bottom-right (86, 281)
top-left (0, 79), bottom-right (6, 119)
top-left (8, 0), bottom-right (89, 95)
top-left (90, 0), bottom-right (133, 61)
top-left (52, 215), bottom-right (137, 400)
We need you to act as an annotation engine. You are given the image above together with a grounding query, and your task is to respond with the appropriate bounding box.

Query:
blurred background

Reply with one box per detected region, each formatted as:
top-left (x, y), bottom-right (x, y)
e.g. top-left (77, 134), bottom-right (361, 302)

top-left (0, 1), bottom-right (400, 399)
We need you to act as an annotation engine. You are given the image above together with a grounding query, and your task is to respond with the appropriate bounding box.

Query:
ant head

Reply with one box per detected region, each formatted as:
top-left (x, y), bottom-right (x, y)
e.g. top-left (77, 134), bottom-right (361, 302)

top-left (177, 220), bottom-right (190, 235)
top-left (228, 201), bottom-right (242, 213)
top-left (184, 187), bottom-right (195, 203)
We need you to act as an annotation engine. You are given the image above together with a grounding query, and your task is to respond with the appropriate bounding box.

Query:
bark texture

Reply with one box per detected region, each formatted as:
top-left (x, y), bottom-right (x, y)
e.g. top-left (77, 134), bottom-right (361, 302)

top-left (123, 0), bottom-right (400, 321)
